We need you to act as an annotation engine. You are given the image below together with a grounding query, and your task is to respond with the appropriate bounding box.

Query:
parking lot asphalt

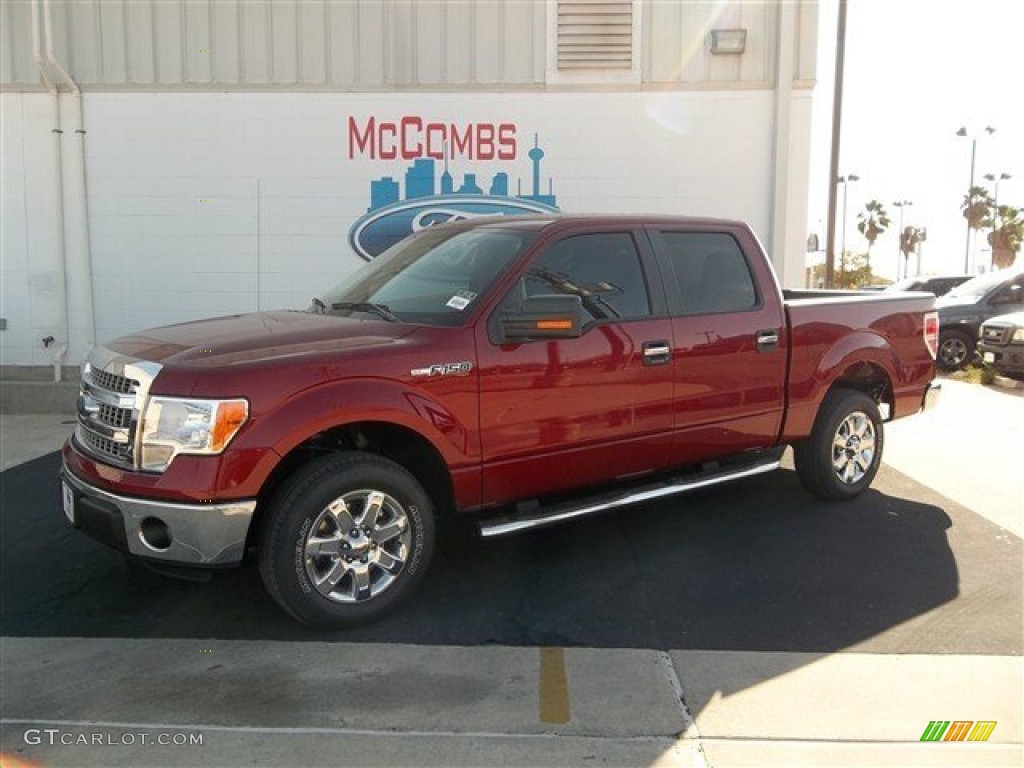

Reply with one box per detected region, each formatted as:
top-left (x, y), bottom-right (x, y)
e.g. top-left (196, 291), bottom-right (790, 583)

top-left (1, 379), bottom-right (1022, 767)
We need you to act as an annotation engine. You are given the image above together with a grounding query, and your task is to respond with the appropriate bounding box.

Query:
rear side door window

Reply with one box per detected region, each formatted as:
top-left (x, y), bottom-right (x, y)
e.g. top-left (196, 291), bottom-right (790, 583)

top-left (651, 231), bottom-right (759, 316)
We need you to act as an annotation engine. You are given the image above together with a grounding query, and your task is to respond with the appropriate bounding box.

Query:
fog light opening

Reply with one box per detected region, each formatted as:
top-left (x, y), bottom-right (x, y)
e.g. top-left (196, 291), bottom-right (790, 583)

top-left (140, 517), bottom-right (172, 551)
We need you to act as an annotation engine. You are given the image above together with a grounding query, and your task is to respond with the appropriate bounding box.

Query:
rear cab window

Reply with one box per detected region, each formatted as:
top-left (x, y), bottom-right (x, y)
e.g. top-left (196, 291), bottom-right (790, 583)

top-left (649, 230), bottom-right (760, 316)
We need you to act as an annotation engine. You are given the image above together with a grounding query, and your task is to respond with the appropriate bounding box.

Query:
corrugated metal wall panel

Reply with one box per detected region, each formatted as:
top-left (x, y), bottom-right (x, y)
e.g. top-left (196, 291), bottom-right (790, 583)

top-left (212, 0), bottom-right (241, 83)
top-left (298, 1), bottom-right (328, 84)
top-left (504, 0), bottom-right (538, 82)
top-left (642, 0), bottom-right (784, 86)
top-left (2, 1), bottom-right (34, 84)
top-left (473, 0), bottom-right (502, 83)
top-left (186, 0), bottom-right (213, 84)
top-left (1, 1), bottom-right (812, 91)
top-left (154, 1), bottom-right (185, 84)
top-left (353, 0), bottom-right (386, 85)
top-left (415, 0), bottom-right (445, 84)
top-left (444, 2), bottom-right (474, 84)
top-left (125, 1), bottom-right (156, 83)
top-left (270, 1), bottom-right (300, 83)
top-left (99, 0), bottom-right (128, 83)
top-left (240, 0), bottom-right (272, 84)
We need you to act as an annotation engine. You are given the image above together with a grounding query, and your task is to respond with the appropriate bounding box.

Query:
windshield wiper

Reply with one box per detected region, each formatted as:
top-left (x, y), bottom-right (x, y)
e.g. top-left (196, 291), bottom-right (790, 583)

top-left (330, 301), bottom-right (400, 322)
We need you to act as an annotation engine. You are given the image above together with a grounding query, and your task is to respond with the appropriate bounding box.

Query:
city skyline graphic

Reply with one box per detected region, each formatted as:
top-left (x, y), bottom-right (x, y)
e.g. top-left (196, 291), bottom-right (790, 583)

top-left (367, 133), bottom-right (558, 212)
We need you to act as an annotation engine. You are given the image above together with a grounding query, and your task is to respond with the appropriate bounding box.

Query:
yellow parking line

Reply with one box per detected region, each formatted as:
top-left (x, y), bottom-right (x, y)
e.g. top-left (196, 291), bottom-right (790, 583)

top-left (539, 647), bottom-right (571, 724)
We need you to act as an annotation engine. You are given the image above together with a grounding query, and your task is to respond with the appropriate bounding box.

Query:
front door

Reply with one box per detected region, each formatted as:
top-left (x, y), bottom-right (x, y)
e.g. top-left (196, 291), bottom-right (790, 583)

top-left (475, 229), bottom-right (676, 507)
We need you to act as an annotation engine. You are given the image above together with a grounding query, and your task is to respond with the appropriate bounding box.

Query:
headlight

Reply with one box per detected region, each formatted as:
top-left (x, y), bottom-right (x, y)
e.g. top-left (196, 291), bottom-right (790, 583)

top-left (140, 396), bottom-right (248, 472)
top-left (1013, 328), bottom-right (1024, 343)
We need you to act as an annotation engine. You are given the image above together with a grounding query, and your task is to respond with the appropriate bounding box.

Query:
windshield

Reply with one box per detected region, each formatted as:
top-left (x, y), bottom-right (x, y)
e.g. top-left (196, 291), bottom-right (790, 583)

top-left (945, 269), bottom-right (1019, 301)
top-left (318, 227), bottom-right (534, 326)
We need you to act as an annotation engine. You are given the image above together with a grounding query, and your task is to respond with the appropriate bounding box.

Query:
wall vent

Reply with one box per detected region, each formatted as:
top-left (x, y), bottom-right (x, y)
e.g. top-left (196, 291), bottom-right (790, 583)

top-left (557, 0), bottom-right (634, 70)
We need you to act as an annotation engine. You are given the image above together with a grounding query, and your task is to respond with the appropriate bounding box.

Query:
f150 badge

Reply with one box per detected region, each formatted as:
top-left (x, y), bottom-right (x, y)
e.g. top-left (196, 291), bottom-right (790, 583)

top-left (410, 361), bottom-right (473, 378)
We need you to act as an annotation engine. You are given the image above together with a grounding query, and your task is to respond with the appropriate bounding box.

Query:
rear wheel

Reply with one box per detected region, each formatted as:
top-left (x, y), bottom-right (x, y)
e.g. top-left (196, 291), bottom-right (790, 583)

top-left (258, 452), bottom-right (435, 628)
top-left (937, 328), bottom-right (974, 371)
top-left (794, 389), bottom-right (884, 501)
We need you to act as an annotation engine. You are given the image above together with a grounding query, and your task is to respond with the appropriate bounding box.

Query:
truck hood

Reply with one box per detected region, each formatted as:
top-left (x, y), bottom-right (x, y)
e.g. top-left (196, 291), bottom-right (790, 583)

top-left (106, 310), bottom-right (417, 367)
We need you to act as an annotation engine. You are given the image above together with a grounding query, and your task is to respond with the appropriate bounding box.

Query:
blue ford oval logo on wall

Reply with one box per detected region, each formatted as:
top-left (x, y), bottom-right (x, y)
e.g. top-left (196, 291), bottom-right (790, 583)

top-left (349, 195), bottom-right (559, 261)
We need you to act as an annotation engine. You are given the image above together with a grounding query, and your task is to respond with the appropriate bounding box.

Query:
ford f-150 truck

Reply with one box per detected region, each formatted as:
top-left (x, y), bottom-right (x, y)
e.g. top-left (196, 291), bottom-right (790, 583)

top-left (61, 216), bottom-right (941, 627)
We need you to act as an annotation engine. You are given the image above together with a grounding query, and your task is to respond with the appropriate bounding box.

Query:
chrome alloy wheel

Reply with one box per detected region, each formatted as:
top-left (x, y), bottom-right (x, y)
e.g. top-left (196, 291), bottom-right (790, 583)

top-left (303, 489), bottom-right (412, 603)
top-left (832, 411), bottom-right (877, 485)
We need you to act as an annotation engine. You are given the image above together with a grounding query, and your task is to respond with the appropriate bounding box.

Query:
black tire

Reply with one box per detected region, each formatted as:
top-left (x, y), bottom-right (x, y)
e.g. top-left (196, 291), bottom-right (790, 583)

top-left (258, 452), bottom-right (435, 628)
top-left (793, 389), bottom-right (884, 501)
top-left (937, 328), bottom-right (975, 371)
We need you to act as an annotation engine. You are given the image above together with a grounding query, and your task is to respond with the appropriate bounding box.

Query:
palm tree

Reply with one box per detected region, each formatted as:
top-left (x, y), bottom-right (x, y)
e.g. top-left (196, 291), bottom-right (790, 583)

top-left (856, 200), bottom-right (891, 269)
top-left (986, 205), bottom-right (1023, 268)
top-left (961, 185), bottom-right (995, 231)
top-left (899, 226), bottom-right (925, 277)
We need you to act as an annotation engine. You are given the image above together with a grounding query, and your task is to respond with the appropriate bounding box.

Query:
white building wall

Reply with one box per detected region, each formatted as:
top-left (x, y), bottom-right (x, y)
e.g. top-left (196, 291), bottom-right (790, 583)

top-left (0, 0), bottom-right (818, 368)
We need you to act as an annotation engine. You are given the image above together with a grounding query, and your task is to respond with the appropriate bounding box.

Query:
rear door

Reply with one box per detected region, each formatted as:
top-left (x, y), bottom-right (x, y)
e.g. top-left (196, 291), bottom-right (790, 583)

top-left (646, 226), bottom-right (787, 464)
top-left (475, 227), bottom-right (676, 506)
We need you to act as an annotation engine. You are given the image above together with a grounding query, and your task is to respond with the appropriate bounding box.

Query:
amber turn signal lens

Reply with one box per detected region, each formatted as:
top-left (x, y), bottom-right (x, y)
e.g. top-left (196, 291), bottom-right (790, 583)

top-left (211, 400), bottom-right (249, 451)
top-left (536, 319), bottom-right (573, 330)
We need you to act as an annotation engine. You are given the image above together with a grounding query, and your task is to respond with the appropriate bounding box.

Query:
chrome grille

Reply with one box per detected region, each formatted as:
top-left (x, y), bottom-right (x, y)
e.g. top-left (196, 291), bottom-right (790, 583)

top-left (89, 368), bottom-right (139, 394)
top-left (77, 426), bottom-right (133, 464)
top-left (75, 351), bottom-right (162, 470)
top-left (981, 325), bottom-right (1010, 345)
top-left (98, 403), bottom-right (133, 428)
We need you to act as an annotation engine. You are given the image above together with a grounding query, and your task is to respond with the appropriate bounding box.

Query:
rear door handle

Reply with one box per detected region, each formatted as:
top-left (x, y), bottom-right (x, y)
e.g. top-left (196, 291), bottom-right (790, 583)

top-left (756, 329), bottom-right (780, 352)
top-left (642, 340), bottom-right (671, 366)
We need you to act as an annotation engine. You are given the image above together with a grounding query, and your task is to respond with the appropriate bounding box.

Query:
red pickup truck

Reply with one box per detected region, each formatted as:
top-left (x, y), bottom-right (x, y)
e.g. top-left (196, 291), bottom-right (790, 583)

top-left (61, 216), bottom-right (940, 627)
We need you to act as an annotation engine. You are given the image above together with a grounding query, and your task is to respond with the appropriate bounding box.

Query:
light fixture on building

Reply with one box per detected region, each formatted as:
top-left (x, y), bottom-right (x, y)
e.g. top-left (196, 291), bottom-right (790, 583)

top-left (711, 29), bottom-right (747, 55)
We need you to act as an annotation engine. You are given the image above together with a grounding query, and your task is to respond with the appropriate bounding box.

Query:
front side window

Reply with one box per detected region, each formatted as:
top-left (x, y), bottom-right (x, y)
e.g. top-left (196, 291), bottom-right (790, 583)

top-left (319, 227), bottom-right (533, 326)
top-left (653, 232), bottom-right (758, 315)
top-left (511, 232), bottom-right (652, 323)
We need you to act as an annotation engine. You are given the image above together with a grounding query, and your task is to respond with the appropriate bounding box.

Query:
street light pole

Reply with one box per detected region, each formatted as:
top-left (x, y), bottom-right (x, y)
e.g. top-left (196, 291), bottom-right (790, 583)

top-left (837, 174), bottom-right (859, 278)
top-left (893, 200), bottom-right (912, 280)
top-left (957, 126), bottom-right (996, 273)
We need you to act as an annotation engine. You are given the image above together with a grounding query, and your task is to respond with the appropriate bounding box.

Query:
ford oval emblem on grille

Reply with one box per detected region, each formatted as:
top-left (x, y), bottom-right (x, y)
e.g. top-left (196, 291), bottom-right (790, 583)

top-left (349, 195), bottom-right (559, 261)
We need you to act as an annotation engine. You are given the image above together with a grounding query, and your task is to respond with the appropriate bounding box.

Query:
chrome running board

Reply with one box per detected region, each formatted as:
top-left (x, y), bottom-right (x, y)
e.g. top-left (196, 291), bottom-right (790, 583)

top-left (478, 458), bottom-right (781, 538)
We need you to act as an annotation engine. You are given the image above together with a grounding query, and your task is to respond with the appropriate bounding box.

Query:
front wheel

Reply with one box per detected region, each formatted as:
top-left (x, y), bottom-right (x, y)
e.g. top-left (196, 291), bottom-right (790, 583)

top-left (258, 452), bottom-right (435, 628)
top-left (937, 329), bottom-right (974, 371)
top-left (793, 389), bottom-right (884, 501)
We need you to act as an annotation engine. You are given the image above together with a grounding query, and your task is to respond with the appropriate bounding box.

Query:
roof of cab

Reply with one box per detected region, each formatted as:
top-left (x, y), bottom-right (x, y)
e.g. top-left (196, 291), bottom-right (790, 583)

top-left (447, 213), bottom-right (750, 232)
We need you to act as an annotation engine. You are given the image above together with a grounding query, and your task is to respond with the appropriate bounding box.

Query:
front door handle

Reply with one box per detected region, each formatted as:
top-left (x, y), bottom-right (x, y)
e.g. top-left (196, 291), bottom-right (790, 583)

top-left (756, 329), bottom-right (780, 352)
top-left (642, 340), bottom-right (672, 366)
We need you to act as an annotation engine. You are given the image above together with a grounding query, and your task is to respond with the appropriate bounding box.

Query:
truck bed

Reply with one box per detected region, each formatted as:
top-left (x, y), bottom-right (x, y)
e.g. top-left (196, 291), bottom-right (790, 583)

top-left (781, 289), bottom-right (937, 442)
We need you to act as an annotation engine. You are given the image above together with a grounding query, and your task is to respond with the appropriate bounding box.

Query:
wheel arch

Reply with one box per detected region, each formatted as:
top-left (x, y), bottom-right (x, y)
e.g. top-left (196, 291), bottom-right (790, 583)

top-left (249, 420), bottom-right (455, 550)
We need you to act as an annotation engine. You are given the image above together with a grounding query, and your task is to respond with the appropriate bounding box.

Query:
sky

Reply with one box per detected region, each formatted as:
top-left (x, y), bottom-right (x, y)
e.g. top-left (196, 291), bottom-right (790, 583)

top-left (807, 0), bottom-right (1024, 279)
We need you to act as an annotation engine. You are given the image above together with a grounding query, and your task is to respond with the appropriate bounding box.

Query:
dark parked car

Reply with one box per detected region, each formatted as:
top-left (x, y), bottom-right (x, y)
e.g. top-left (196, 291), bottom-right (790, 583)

top-left (936, 267), bottom-right (1024, 371)
top-left (886, 275), bottom-right (971, 297)
top-left (978, 311), bottom-right (1024, 378)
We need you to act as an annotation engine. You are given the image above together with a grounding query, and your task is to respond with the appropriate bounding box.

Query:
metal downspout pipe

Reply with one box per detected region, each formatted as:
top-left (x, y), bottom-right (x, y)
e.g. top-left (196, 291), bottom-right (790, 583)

top-left (30, 0), bottom-right (68, 382)
top-left (43, 0), bottom-right (95, 357)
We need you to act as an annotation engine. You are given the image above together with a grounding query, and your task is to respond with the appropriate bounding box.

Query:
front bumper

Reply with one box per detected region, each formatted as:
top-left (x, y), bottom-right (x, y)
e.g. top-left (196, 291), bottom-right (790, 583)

top-left (978, 342), bottom-right (1024, 374)
top-left (920, 381), bottom-right (941, 413)
top-left (61, 463), bottom-right (256, 566)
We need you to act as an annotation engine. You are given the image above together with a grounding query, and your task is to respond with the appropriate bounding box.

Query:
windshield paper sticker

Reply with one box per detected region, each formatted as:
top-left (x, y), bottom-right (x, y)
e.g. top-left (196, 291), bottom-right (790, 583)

top-left (446, 291), bottom-right (476, 311)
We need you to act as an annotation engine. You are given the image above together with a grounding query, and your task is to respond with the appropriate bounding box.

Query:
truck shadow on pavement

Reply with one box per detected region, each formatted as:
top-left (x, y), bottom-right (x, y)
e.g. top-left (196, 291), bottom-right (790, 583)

top-left (8, 451), bottom-right (1020, 658)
